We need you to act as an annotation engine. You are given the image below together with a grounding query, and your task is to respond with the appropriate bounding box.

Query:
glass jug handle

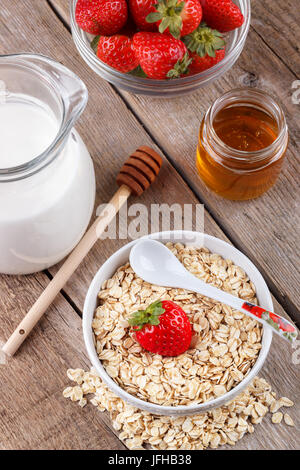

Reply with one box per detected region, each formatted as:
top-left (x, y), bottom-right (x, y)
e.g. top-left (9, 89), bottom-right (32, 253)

top-left (23, 53), bottom-right (88, 131)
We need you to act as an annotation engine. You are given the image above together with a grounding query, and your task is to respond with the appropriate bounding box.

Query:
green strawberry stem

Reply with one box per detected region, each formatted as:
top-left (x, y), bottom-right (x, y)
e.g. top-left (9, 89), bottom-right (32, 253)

top-left (167, 52), bottom-right (192, 78)
top-left (128, 65), bottom-right (148, 78)
top-left (91, 35), bottom-right (100, 53)
top-left (129, 300), bottom-right (165, 330)
top-left (183, 23), bottom-right (225, 57)
top-left (146, 0), bottom-right (185, 39)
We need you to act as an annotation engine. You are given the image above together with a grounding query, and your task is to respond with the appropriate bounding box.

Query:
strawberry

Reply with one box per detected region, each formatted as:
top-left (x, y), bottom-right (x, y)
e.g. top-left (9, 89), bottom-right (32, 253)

top-left (133, 32), bottom-right (191, 79)
top-left (95, 35), bottom-right (139, 73)
top-left (188, 48), bottom-right (225, 73)
top-left (118, 11), bottom-right (140, 37)
top-left (200, 0), bottom-right (244, 32)
top-left (183, 23), bottom-right (225, 73)
top-left (129, 0), bottom-right (157, 32)
top-left (146, 0), bottom-right (203, 39)
top-left (129, 300), bottom-right (192, 356)
top-left (75, 0), bottom-right (128, 35)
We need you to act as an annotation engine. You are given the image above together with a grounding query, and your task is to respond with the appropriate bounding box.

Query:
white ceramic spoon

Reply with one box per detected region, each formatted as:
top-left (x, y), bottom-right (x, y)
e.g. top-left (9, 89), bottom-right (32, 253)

top-left (130, 239), bottom-right (297, 343)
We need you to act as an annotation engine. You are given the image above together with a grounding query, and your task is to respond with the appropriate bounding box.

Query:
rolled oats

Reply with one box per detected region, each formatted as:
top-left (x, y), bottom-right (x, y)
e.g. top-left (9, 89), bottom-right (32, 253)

top-left (92, 243), bottom-right (262, 406)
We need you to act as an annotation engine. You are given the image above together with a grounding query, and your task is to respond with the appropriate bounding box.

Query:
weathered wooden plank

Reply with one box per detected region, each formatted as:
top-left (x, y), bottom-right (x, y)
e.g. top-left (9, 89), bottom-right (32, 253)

top-left (251, 0), bottom-right (300, 76)
top-left (0, 273), bottom-right (126, 450)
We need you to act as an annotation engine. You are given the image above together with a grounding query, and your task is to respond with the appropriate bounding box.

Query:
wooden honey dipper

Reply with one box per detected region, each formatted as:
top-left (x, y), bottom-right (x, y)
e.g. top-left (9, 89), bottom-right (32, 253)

top-left (2, 146), bottom-right (163, 356)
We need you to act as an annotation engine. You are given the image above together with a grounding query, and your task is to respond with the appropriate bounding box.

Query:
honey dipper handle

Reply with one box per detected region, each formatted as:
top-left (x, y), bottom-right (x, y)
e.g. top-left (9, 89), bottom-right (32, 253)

top-left (2, 185), bottom-right (132, 357)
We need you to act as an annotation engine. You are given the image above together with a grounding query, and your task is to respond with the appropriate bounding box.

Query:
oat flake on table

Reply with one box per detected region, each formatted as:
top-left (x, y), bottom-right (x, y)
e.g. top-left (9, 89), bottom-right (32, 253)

top-left (63, 370), bottom-right (294, 450)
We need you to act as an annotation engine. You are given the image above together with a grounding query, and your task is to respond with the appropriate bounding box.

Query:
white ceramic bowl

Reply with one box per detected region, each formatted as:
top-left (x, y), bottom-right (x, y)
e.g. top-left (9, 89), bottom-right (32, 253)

top-left (83, 231), bottom-right (272, 416)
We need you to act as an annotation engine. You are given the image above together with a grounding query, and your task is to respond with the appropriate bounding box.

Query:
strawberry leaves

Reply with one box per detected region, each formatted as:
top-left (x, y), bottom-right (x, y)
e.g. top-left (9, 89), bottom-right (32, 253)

top-left (146, 0), bottom-right (186, 39)
top-left (129, 300), bottom-right (165, 330)
top-left (183, 23), bottom-right (225, 57)
top-left (167, 52), bottom-right (192, 78)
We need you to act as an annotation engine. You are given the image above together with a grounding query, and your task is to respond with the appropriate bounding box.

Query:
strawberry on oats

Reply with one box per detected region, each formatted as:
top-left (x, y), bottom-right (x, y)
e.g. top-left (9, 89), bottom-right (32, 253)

top-left (129, 300), bottom-right (192, 356)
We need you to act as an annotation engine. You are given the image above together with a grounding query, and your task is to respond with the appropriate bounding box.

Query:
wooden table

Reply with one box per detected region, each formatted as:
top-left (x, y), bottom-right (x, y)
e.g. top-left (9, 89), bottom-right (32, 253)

top-left (0, 0), bottom-right (299, 450)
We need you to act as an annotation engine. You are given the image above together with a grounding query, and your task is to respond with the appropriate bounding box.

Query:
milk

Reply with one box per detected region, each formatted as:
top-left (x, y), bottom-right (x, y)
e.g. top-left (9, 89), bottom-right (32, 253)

top-left (0, 98), bottom-right (59, 168)
top-left (0, 96), bottom-right (96, 274)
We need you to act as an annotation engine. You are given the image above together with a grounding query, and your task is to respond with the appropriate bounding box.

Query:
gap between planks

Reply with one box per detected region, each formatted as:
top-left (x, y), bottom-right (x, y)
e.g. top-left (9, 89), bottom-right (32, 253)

top-left (248, 26), bottom-right (299, 80)
top-left (44, 269), bottom-right (83, 318)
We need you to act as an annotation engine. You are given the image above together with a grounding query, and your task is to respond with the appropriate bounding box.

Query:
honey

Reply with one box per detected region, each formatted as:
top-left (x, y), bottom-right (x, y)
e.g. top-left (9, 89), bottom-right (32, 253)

top-left (213, 106), bottom-right (278, 151)
top-left (196, 89), bottom-right (288, 200)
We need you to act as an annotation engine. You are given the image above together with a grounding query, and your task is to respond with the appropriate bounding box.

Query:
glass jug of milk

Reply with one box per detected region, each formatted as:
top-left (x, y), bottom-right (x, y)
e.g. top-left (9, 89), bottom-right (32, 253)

top-left (0, 54), bottom-right (96, 274)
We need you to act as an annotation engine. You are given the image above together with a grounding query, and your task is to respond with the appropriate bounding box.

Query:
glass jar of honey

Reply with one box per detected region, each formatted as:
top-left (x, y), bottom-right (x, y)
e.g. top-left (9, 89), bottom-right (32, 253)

top-left (196, 88), bottom-right (288, 200)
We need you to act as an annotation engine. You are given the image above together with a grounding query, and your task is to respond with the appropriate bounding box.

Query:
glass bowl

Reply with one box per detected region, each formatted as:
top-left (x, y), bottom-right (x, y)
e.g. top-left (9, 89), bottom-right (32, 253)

top-left (70, 0), bottom-right (251, 97)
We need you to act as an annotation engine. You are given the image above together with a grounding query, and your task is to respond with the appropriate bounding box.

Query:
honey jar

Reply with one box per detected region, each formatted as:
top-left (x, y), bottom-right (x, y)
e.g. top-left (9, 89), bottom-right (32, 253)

top-left (196, 88), bottom-right (288, 200)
